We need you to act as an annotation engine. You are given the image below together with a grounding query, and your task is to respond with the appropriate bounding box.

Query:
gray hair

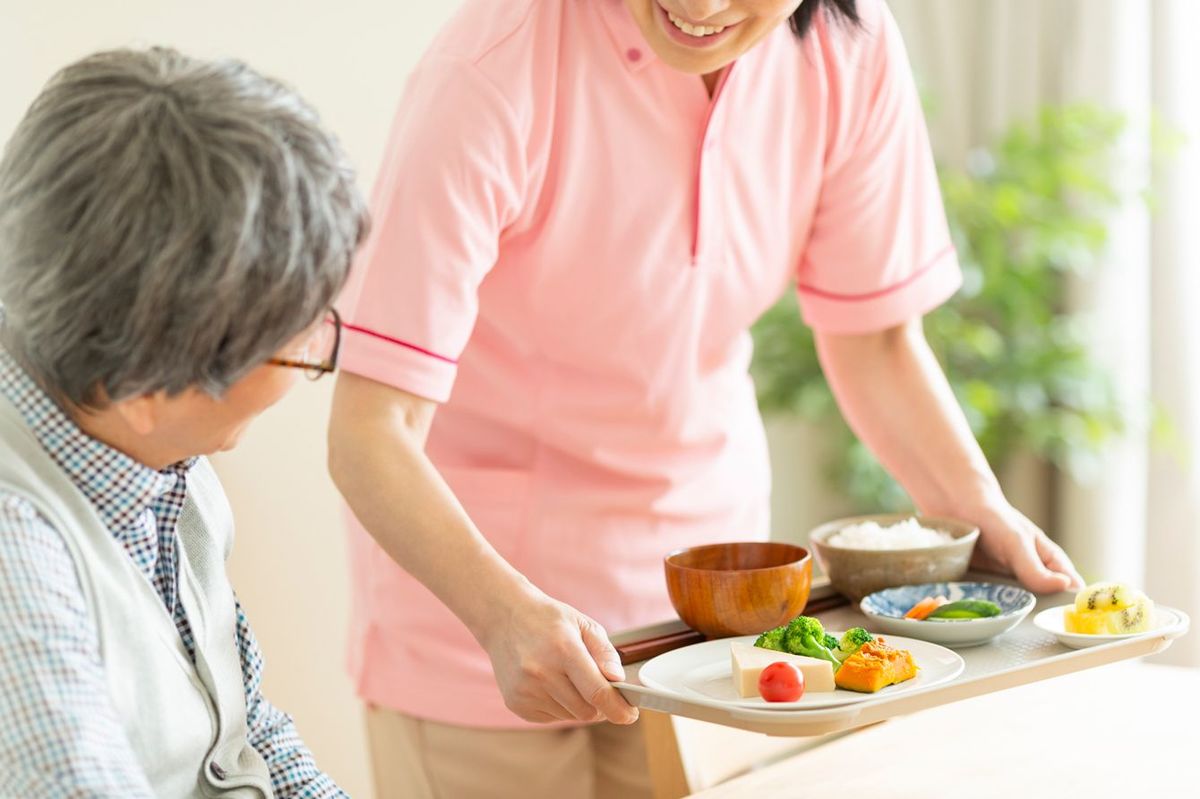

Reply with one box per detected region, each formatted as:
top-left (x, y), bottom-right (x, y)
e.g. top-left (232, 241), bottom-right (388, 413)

top-left (0, 47), bottom-right (368, 407)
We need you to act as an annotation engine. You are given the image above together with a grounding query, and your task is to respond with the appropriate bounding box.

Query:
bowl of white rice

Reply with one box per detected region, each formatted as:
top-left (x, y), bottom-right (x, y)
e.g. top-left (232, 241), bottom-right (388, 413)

top-left (808, 514), bottom-right (979, 601)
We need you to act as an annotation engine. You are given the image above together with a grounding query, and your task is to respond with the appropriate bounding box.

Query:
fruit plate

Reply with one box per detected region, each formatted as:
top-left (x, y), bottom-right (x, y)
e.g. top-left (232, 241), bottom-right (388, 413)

top-left (859, 582), bottom-right (1037, 648)
top-left (637, 633), bottom-right (964, 710)
top-left (1033, 604), bottom-right (1190, 650)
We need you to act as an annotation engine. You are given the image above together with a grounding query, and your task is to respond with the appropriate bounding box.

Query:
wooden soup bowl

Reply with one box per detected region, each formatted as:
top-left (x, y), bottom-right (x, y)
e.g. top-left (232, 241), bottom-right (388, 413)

top-left (664, 542), bottom-right (812, 638)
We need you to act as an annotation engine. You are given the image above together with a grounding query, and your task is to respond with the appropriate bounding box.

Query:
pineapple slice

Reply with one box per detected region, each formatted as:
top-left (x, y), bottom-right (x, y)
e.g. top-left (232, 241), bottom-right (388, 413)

top-left (1063, 607), bottom-right (1111, 635)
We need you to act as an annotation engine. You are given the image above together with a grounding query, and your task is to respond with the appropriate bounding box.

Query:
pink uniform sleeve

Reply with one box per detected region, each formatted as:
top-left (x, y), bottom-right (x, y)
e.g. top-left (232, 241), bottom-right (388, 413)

top-left (338, 58), bottom-right (526, 402)
top-left (797, 0), bottom-right (961, 334)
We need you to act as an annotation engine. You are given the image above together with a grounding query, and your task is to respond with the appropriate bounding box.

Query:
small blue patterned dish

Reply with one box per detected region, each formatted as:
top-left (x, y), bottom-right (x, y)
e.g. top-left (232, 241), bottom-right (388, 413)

top-left (860, 582), bottom-right (1037, 648)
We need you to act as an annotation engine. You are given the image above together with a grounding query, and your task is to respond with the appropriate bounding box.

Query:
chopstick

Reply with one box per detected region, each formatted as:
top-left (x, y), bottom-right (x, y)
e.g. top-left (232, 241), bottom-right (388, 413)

top-left (616, 628), bottom-right (707, 665)
top-left (615, 591), bottom-right (852, 665)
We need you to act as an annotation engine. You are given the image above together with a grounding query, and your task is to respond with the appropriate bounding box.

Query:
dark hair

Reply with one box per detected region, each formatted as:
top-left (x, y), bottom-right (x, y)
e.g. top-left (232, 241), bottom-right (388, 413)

top-left (790, 0), bottom-right (859, 39)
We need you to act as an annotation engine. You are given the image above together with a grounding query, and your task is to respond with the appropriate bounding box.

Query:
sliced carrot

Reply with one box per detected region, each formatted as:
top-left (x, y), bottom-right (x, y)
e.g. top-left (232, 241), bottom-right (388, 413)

top-left (904, 595), bottom-right (949, 620)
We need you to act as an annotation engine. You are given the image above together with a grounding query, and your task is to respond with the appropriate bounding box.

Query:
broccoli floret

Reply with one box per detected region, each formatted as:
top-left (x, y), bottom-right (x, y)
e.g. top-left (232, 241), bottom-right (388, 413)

top-left (780, 616), bottom-right (841, 665)
top-left (823, 633), bottom-right (840, 650)
top-left (754, 626), bottom-right (787, 652)
top-left (836, 627), bottom-right (875, 660)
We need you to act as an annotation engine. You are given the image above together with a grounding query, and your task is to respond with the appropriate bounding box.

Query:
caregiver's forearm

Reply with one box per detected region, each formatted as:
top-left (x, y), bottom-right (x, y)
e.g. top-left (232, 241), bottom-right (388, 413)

top-left (814, 319), bottom-right (1003, 517)
top-left (327, 373), bottom-right (536, 639)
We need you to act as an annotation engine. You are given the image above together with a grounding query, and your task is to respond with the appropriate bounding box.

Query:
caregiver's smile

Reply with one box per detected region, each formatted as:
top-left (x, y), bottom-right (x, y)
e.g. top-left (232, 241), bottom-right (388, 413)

top-left (624, 0), bottom-right (805, 75)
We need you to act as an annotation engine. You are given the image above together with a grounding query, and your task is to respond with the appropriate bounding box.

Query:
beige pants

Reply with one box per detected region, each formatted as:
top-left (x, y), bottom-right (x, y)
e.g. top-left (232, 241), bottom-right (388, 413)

top-left (365, 705), bottom-right (655, 799)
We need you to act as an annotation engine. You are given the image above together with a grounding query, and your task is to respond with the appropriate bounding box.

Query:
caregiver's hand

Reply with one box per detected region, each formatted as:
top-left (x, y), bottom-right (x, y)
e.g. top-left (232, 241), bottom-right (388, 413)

top-left (816, 321), bottom-right (1083, 595)
top-left (331, 375), bottom-right (636, 725)
top-left (965, 497), bottom-right (1084, 594)
top-left (476, 586), bottom-right (639, 726)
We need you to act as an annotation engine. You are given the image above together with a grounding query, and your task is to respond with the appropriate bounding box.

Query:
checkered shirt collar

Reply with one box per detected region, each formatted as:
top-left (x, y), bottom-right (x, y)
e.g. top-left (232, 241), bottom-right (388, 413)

top-left (0, 340), bottom-right (179, 536)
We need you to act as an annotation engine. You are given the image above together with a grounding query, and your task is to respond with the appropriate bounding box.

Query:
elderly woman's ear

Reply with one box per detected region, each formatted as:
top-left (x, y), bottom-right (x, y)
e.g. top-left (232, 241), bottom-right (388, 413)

top-left (105, 394), bottom-right (159, 438)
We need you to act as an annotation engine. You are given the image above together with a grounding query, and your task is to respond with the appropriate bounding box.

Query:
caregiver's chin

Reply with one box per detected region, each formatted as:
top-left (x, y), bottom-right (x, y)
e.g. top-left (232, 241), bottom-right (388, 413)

top-left (623, 0), bottom-right (805, 78)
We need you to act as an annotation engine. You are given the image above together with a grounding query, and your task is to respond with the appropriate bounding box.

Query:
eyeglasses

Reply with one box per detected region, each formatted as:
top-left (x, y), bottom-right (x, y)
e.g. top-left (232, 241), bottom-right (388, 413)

top-left (268, 308), bottom-right (342, 380)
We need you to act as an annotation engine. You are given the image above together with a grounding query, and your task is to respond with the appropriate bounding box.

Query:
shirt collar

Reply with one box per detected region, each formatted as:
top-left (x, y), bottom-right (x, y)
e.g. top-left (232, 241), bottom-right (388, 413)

top-left (0, 332), bottom-right (182, 536)
top-left (596, 0), bottom-right (659, 74)
top-left (594, 1), bottom-right (772, 96)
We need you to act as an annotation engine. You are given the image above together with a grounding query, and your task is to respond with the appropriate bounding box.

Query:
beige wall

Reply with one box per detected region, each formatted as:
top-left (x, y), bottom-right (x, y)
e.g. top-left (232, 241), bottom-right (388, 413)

top-left (0, 2), bottom-right (463, 795)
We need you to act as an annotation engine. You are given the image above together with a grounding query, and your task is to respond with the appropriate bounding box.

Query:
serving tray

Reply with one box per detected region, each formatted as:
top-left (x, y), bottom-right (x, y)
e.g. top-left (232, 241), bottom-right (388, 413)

top-left (611, 575), bottom-right (1189, 737)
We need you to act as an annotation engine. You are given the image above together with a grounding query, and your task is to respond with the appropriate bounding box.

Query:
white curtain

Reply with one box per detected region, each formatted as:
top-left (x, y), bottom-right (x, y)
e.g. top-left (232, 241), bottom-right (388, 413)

top-left (888, 0), bottom-right (1200, 666)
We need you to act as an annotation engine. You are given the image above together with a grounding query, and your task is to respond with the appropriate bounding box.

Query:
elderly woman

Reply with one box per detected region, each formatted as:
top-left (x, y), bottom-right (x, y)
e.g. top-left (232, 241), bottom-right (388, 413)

top-left (0, 49), bottom-right (366, 797)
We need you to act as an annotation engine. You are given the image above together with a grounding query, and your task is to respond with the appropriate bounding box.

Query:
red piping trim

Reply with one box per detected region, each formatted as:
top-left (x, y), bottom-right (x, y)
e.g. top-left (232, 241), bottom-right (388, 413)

top-left (343, 323), bottom-right (458, 365)
top-left (797, 245), bottom-right (957, 302)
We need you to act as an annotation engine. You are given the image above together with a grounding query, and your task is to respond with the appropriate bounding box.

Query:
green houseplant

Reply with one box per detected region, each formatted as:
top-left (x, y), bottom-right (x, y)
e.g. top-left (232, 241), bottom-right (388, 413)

top-left (752, 104), bottom-right (1133, 510)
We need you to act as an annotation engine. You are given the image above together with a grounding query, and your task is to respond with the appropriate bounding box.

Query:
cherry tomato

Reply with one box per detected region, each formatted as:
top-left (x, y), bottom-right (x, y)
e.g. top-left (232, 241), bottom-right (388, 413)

top-left (758, 662), bottom-right (805, 702)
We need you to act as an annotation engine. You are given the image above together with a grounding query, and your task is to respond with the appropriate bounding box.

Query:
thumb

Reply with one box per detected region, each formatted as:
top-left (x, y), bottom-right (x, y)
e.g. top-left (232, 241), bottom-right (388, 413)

top-left (1009, 536), bottom-right (1073, 594)
top-left (580, 620), bottom-right (625, 682)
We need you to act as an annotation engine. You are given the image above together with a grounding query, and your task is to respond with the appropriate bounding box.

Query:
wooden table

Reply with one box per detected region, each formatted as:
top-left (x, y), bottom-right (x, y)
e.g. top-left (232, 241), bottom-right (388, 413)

top-left (688, 661), bottom-right (1197, 797)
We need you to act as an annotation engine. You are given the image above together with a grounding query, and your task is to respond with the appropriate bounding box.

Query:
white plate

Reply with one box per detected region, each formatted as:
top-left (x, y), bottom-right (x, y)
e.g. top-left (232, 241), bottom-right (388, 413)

top-left (1033, 604), bottom-right (1189, 649)
top-left (638, 633), bottom-right (965, 710)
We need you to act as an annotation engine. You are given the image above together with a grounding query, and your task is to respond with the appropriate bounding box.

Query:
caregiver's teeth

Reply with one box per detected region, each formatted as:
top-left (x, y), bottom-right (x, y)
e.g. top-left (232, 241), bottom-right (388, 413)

top-left (668, 11), bottom-right (725, 37)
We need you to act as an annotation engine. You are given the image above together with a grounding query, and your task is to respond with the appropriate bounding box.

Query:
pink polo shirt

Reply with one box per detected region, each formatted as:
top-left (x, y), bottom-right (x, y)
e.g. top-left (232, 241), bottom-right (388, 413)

top-left (339, 0), bottom-right (960, 728)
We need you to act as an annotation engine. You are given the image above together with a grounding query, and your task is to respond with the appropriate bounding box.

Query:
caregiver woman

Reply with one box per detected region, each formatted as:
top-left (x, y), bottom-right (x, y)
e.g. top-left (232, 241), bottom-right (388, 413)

top-left (329, 1), bottom-right (1084, 796)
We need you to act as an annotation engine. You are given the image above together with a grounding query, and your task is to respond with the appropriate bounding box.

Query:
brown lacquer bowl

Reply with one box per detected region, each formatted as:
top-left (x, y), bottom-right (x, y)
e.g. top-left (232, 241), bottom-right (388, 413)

top-left (664, 542), bottom-right (812, 638)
